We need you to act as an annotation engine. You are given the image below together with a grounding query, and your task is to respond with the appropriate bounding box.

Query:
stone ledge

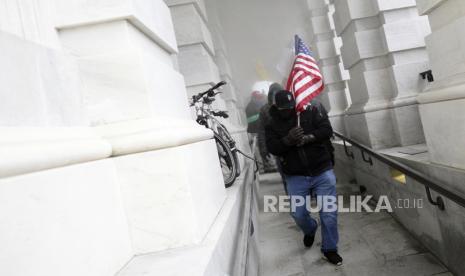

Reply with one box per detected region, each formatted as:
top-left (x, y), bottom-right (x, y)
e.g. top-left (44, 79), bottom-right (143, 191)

top-left (95, 118), bottom-right (213, 156)
top-left (0, 127), bottom-right (112, 178)
top-left (376, 0), bottom-right (417, 12)
top-left (0, 118), bottom-right (213, 179)
top-left (418, 83), bottom-right (465, 104)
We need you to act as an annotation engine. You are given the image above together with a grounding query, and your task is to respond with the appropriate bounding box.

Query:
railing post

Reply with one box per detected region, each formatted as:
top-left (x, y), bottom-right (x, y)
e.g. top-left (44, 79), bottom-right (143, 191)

top-left (425, 186), bottom-right (445, 211)
top-left (361, 150), bottom-right (373, 166)
top-left (342, 139), bottom-right (354, 159)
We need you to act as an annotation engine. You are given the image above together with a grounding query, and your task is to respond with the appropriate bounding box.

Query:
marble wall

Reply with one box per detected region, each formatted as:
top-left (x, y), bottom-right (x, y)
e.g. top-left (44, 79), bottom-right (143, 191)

top-left (332, 0), bottom-right (430, 149)
top-left (416, 0), bottom-right (465, 170)
top-left (0, 0), bottom-right (60, 48)
top-left (0, 0), bottom-right (232, 275)
top-left (307, 0), bottom-right (350, 134)
top-left (165, 0), bottom-right (225, 110)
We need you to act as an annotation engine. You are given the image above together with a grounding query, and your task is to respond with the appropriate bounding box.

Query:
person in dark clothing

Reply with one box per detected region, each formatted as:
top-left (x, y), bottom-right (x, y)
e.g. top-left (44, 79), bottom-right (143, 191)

top-left (258, 83), bottom-right (284, 174)
top-left (258, 83), bottom-right (283, 162)
top-left (246, 91), bottom-right (266, 134)
top-left (245, 91), bottom-right (267, 172)
top-left (265, 90), bottom-right (343, 266)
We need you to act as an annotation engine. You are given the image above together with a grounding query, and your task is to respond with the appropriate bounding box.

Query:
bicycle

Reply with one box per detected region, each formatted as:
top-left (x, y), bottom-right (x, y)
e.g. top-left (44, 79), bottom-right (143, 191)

top-left (190, 81), bottom-right (241, 187)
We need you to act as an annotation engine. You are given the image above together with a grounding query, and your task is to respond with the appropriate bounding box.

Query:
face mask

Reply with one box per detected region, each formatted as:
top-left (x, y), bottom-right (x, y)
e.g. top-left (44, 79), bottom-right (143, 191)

top-left (278, 109), bottom-right (295, 119)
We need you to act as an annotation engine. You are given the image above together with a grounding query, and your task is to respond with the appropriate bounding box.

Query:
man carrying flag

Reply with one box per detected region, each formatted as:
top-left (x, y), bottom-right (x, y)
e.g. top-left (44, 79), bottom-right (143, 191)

top-left (264, 36), bottom-right (342, 265)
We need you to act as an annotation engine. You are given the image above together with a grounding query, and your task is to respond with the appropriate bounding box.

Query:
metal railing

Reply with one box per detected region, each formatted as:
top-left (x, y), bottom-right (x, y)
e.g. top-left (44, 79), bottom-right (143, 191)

top-left (333, 131), bottom-right (465, 211)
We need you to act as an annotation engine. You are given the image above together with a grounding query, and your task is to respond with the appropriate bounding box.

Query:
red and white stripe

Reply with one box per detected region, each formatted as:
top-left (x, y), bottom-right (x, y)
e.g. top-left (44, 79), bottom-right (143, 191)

top-left (286, 53), bottom-right (324, 113)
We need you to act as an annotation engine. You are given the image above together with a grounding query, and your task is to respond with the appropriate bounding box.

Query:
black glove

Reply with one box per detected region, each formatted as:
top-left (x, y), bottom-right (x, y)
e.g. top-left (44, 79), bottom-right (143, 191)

top-left (297, 134), bottom-right (316, 147)
top-left (283, 127), bottom-right (304, 146)
top-left (259, 148), bottom-right (270, 160)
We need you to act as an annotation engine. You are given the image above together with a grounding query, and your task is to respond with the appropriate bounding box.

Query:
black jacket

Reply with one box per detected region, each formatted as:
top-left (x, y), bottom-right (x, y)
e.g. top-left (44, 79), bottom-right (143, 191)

top-left (246, 100), bottom-right (263, 133)
top-left (265, 100), bottom-right (334, 176)
top-left (257, 104), bottom-right (272, 157)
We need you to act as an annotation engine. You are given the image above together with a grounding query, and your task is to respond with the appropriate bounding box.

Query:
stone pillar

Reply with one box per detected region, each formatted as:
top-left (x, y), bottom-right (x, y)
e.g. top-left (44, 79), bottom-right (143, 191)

top-left (307, 0), bottom-right (350, 134)
top-left (166, 0), bottom-right (251, 162)
top-left (207, 4), bottom-right (245, 126)
top-left (165, 0), bottom-right (227, 111)
top-left (333, 0), bottom-right (429, 149)
top-left (416, 0), bottom-right (465, 170)
top-left (54, 0), bottom-right (226, 255)
top-left (379, 1), bottom-right (430, 147)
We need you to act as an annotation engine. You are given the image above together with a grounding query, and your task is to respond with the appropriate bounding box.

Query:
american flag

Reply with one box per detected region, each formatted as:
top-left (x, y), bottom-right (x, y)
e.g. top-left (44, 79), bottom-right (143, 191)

top-left (286, 35), bottom-right (324, 113)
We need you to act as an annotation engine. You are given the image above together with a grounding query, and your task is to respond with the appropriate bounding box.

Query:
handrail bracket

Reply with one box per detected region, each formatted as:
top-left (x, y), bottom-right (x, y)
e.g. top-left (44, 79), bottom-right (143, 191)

top-left (361, 150), bottom-right (373, 166)
top-left (425, 186), bottom-right (445, 211)
top-left (343, 140), bottom-right (355, 159)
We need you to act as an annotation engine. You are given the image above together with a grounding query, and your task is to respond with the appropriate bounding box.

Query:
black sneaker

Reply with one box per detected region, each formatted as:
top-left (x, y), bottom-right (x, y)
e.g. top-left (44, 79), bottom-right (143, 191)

top-left (303, 234), bottom-right (315, 248)
top-left (323, 251), bottom-right (343, 266)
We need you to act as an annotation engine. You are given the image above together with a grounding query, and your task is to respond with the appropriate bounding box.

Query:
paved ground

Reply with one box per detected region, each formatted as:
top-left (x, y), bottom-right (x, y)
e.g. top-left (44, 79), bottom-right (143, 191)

top-left (258, 172), bottom-right (452, 276)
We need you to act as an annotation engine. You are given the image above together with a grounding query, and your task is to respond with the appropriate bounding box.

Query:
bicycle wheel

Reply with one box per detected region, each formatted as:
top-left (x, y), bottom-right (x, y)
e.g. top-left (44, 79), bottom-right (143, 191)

top-left (216, 125), bottom-right (241, 177)
top-left (233, 150), bottom-right (241, 177)
top-left (214, 133), bottom-right (238, 188)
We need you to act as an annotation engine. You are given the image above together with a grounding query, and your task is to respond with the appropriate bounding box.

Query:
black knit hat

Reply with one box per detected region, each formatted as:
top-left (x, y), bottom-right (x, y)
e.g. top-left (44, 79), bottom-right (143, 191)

top-left (274, 90), bottom-right (295, 109)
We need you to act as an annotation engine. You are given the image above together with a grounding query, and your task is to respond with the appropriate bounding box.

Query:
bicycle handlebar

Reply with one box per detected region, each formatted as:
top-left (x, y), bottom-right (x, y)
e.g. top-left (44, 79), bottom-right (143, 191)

top-left (191, 81), bottom-right (227, 105)
top-left (211, 81), bottom-right (227, 91)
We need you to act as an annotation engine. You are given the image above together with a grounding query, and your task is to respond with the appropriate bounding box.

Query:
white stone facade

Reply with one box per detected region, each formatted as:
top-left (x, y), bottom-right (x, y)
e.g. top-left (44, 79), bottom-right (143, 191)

top-left (2, 0), bottom-right (465, 275)
top-left (307, 0), bottom-right (350, 133)
top-left (0, 0), bottom-right (256, 275)
top-left (416, 0), bottom-right (465, 170)
top-left (332, 0), bottom-right (430, 149)
top-left (165, 0), bottom-right (245, 127)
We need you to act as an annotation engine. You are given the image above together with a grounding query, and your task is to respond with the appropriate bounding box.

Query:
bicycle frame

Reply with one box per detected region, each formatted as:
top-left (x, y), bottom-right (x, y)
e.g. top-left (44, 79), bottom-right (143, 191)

top-left (193, 99), bottom-right (237, 151)
top-left (190, 81), bottom-right (242, 186)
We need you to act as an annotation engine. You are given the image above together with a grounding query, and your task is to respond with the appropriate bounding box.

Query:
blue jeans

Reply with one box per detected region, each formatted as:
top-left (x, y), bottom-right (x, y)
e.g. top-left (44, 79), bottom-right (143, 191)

top-left (285, 169), bottom-right (339, 252)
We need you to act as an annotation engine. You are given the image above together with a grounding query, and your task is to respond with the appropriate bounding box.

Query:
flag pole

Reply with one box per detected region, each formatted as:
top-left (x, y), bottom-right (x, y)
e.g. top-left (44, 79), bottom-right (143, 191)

top-left (294, 35), bottom-right (301, 127)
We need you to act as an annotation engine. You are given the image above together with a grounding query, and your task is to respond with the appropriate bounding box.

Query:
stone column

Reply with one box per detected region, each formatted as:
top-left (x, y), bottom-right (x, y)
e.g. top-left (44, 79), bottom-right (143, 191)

top-left (415, 0), bottom-right (465, 170)
top-left (307, 0), bottom-right (350, 134)
top-left (379, 1), bottom-right (430, 147)
top-left (210, 25), bottom-right (243, 126)
top-left (206, 1), bottom-right (246, 127)
top-left (166, 0), bottom-right (250, 160)
top-left (165, 0), bottom-right (227, 111)
top-left (333, 0), bottom-right (429, 149)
